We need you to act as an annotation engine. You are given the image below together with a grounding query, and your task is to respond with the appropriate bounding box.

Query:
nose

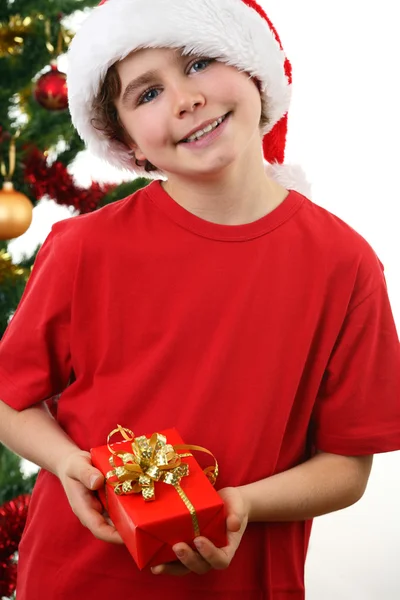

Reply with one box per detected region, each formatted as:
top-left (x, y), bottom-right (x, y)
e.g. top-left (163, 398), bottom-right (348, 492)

top-left (172, 80), bottom-right (205, 117)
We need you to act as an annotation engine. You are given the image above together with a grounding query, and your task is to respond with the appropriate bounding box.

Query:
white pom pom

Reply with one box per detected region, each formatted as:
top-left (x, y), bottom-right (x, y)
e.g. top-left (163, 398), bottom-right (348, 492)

top-left (265, 162), bottom-right (312, 198)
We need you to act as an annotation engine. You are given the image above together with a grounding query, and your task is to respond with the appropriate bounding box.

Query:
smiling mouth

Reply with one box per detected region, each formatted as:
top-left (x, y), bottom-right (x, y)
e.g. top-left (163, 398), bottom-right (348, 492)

top-left (179, 113), bottom-right (231, 144)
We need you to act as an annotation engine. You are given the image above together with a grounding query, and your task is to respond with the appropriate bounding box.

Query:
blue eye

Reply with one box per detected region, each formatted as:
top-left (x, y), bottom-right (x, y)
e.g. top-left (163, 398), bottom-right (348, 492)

top-left (138, 88), bottom-right (160, 105)
top-left (190, 58), bottom-right (213, 72)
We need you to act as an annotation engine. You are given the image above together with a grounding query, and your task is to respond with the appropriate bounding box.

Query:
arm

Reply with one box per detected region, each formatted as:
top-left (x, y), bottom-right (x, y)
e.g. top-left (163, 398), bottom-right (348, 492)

top-left (0, 399), bottom-right (80, 475)
top-left (154, 451), bottom-right (373, 576)
top-left (0, 399), bottom-right (122, 544)
top-left (239, 450), bottom-right (373, 522)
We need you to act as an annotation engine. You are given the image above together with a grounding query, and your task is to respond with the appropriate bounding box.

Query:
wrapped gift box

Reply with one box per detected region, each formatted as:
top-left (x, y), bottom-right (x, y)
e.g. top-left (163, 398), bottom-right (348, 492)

top-left (90, 427), bottom-right (227, 570)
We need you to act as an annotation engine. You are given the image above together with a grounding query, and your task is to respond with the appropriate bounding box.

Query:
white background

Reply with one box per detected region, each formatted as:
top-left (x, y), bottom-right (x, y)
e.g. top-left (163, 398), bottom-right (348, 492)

top-left (8, 2), bottom-right (400, 598)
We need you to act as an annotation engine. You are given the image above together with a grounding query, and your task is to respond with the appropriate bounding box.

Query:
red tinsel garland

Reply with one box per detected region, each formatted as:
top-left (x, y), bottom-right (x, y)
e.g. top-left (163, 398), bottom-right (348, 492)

top-left (0, 494), bottom-right (30, 598)
top-left (23, 147), bottom-right (116, 214)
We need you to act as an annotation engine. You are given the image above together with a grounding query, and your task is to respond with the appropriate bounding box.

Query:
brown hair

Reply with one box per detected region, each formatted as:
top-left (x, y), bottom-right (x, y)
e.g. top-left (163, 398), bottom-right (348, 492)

top-left (91, 62), bottom-right (270, 173)
top-left (91, 64), bottom-right (157, 172)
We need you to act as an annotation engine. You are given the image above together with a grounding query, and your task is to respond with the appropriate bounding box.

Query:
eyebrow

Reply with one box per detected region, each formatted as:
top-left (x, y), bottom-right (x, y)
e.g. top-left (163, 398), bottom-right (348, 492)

top-left (121, 70), bottom-right (160, 106)
top-left (120, 50), bottom-right (195, 106)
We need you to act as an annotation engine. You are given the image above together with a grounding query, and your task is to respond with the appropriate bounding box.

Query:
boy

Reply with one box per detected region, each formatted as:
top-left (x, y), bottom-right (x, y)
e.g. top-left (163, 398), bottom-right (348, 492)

top-left (0, 0), bottom-right (399, 598)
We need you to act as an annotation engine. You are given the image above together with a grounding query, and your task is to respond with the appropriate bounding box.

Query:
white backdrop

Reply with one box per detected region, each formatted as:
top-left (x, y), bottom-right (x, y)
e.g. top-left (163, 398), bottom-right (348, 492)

top-left (8, 2), bottom-right (400, 598)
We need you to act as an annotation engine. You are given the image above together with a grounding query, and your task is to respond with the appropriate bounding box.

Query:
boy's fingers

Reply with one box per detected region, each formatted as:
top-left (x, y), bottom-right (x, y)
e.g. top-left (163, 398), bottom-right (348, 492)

top-left (102, 510), bottom-right (115, 527)
top-left (151, 562), bottom-right (191, 577)
top-left (67, 478), bottom-right (123, 544)
top-left (60, 453), bottom-right (123, 544)
top-left (151, 489), bottom-right (248, 576)
top-left (87, 471), bottom-right (104, 490)
top-left (77, 455), bottom-right (105, 490)
top-left (174, 543), bottom-right (214, 574)
top-left (62, 450), bottom-right (104, 491)
top-left (84, 509), bottom-right (124, 544)
top-left (198, 537), bottom-right (237, 568)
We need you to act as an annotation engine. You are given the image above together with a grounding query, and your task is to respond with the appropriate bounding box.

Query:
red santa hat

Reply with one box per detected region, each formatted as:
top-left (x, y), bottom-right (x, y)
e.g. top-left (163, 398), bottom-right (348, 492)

top-left (67, 0), bottom-right (310, 195)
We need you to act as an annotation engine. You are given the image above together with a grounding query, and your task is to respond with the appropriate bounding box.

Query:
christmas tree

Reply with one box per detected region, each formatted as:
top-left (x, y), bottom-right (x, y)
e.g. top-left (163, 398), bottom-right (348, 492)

top-left (0, 3), bottom-right (149, 596)
top-left (0, 0), bottom-right (150, 335)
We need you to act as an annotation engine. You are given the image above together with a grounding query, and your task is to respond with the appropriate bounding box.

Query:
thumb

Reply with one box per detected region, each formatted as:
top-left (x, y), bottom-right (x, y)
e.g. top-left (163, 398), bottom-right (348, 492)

top-left (73, 452), bottom-right (104, 490)
top-left (227, 512), bottom-right (242, 533)
top-left (218, 488), bottom-right (246, 532)
top-left (88, 470), bottom-right (104, 490)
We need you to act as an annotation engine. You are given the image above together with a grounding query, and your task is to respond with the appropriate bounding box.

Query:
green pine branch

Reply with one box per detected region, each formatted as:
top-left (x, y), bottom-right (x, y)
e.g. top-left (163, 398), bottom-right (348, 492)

top-left (1, 3), bottom-right (96, 200)
top-left (0, 444), bottom-right (37, 505)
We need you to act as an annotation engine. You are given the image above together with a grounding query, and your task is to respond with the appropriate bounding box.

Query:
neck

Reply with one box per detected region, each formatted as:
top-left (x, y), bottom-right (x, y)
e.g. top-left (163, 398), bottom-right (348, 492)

top-left (161, 150), bottom-right (288, 226)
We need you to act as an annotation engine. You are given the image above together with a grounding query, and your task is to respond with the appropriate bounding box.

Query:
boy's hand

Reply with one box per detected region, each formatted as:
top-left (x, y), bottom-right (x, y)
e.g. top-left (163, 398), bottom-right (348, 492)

top-left (57, 450), bottom-right (123, 545)
top-left (151, 486), bottom-right (249, 576)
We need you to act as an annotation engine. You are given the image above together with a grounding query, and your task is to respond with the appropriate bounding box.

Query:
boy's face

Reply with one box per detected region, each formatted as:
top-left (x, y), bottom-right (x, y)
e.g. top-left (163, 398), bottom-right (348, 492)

top-left (114, 47), bottom-right (263, 179)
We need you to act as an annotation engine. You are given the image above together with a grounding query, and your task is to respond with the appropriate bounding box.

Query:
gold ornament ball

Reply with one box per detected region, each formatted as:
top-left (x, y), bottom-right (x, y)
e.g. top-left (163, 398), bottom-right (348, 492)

top-left (0, 181), bottom-right (33, 240)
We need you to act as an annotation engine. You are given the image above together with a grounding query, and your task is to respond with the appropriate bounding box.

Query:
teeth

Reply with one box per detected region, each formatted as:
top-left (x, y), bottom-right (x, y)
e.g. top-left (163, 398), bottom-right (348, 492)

top-left (184, 115), bottom-right (226, 143)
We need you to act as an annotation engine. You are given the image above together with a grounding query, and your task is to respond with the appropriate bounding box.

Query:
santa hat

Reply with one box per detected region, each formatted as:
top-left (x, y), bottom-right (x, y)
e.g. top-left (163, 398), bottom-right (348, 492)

top-left (67, 0), bottom-right (310, 195)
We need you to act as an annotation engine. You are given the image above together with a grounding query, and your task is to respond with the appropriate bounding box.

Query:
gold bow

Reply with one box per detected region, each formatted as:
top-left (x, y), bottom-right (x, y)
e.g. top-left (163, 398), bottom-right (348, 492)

top-left (105, 425), bottom-right (219, 536)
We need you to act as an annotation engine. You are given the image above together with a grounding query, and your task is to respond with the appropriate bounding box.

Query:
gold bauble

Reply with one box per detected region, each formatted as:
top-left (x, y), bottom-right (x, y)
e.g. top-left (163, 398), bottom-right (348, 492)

top-left (0, 250), bottom-right (30, 286)
top-left (0, 181), bottom-right (33, 240)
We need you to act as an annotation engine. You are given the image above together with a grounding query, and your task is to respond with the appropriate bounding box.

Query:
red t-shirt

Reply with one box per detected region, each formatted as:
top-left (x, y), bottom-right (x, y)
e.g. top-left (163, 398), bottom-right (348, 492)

top-left (0, 181), bottom-right (399, 599)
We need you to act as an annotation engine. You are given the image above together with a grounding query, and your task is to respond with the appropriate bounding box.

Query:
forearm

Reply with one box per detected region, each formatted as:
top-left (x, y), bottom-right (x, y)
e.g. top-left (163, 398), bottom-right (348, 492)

top-left (0, 399), bottom-right (80, 477)
top-left (239, 451), bottom-right (373, 523)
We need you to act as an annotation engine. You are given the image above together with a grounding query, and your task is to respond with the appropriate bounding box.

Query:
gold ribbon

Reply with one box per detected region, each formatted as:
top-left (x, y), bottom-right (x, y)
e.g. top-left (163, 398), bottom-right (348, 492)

top-left (105, 425), bottom-right (219, 537)
top-left (44, 19), bottom-right (73, 57)
top-left (1, 131), bottom-right (20, 182)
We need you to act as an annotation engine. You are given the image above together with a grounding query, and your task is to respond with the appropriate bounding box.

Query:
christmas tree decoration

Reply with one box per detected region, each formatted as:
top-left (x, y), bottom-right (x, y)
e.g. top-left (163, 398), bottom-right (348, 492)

top-left (0, 495), bottom-right (30, 598)
top-left (0, 15), bottom-right (32, 58)
top-left (24, 146), bottom-right (116, 213)
top-left (33, 62), bottom-right (68, 111)
top-left (0, 250), bottom-right (32, 337)
top-left (0, 555), bottom-right (17, 600)
top-left (32, 18), bottom-right (72, 112)
top-left (0, 250), bottom-right (30, 286)
top-left (0, 136), bottom-right (33, 240)
top-left (0, 181), bottom-right (33, 240)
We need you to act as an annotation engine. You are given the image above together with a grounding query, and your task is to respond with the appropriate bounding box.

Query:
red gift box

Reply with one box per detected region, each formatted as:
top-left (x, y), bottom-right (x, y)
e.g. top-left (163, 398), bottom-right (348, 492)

top-left (90, 427), bottom-right (227, 570)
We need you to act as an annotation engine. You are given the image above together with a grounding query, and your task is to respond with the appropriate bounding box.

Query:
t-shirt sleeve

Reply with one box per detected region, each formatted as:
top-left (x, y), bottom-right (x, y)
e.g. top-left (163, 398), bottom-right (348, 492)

top-left (0, 223), bottom-right (75, 410)
top-left (312, 253), bottom-right (400, 455)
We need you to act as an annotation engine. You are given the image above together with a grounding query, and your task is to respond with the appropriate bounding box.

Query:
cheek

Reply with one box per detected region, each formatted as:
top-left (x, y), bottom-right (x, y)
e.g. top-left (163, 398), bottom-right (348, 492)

top-left (236, 80), bottom-right (262, 121)
top-left (120, 113), bottom-right (162, 149)
top-left (212, 73), bottom-right (260, 111)
top-left (138, 111), bottom-right (171, 147)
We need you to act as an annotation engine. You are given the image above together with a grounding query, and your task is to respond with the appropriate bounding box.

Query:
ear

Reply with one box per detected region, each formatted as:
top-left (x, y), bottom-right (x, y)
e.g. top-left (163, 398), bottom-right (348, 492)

top-left (125, 138), bottom-right (147, 162)
top-left (132, 147), bottom-right (147, 162)
top-left (116, 114), bottom-right (147, 162)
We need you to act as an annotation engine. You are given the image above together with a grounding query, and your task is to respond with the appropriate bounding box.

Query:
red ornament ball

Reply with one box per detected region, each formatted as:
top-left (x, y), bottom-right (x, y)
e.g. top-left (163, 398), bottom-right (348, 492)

top-left (33, 63), bottom-right (68, 111)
